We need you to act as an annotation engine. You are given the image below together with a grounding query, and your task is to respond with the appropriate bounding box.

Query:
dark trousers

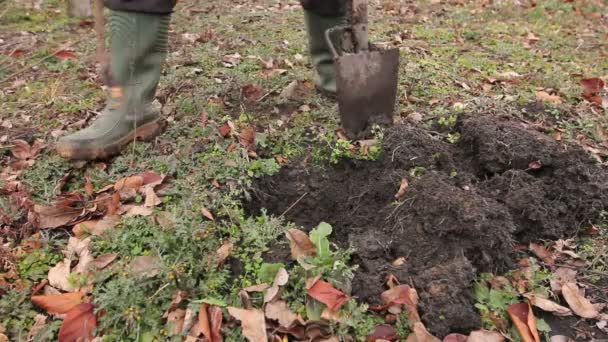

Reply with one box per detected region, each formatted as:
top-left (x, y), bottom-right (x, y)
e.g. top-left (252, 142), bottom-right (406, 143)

top-left (104, 0), bottom-right (346, 16)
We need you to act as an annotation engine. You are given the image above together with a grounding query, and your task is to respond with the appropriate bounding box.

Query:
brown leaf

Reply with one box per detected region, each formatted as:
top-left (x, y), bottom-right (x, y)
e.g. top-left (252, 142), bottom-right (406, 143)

top-left (467, 330), bottom-right (505, 342)
top-left (31, 292), bottom-right (85, 314)
top-left (124, 205), bottom-right (153, 217)
top-left (242, 84), bottom-right (264, 101)
top-left (130, 255), bottom-right (162, 278)
top-left (307, 279), bottom-right (349, 311)
top-left (207, 305), bottom-right (223, 342)
top-left (11, 139), bottom-right (44, 160)
top-left (54, 50), bottom-right (78, 60)
top-left (195, 304), bottom-right (212, 340)
top-left (265, 300), bottom-right (300, 328)
top-left (216, 241), bottom-right (233, 266)
top-left (58, 303), bottom-right (96, 342)
top-left (507, 302), bottom-right (540, 342)
top-left (524, 293), bottom-right (572, 316)
top-left (535, 91), bottom-right (563, 104)
top-left (27, 314), bottom-right (47, 340)
top-left (529, 242), bottom-right (554, 265)
top-left (144, 186), bottom-right (162, 208)
top-left (239, 126), bottom-right (256, 149)
top-left (527, 160), bottom-right (542, 170)
top-left (442, 334), bottom-right (468, 342)
top-left (48, 259), bottom-right (73, 291)
top-left (219, 123), bottom-right (232, 137)
top-left (35, 204), bottom-right (82, 229)
top-left (286, 228), bottom-right (316, 260)
top-left (92, 253), bottom-right (117, 270)
top-left (406, 322), bottom-right (441, 342)
top-left (381, 285), bottom-right (420, 322)
top-left (561, 282), bottom-right (599, 319)
top-left (367, 324), bottom-right (399, 341)
top-left (335, 128), bottom-right (349, 141)
top-left (167, 308), bottom-right (186, 335)
top-left (242, 284), bottom-right (270, 292)
top-left (394, 178), bottom-right (409, 201)
top-left (550, 268), bottom-right (577, 295)
top-left (114, 174), bottom-right (144, 192)
top-left (201, 207), bottom-right (215, 221)
top-left (73, 215), bottom-right (119, 237)
top-left (181, 308), bottom-right (197, 336)
top-left (227, 307), bottom-right (267, 342)
top-left (581, 77), bottom-right (605, 98)
top-left (84, 177), bottom-right (94, 196)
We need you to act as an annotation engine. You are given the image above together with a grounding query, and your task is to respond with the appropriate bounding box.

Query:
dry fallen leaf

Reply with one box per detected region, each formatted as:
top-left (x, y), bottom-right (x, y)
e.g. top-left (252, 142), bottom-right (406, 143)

top-left (524, 293), bottom-right (572, 316)
top-left (130, 255), bottom-right (162, 278)
top-left (216, 241), bottom-right (233, 266)
top-left (227, 307), bottom-right (267, 342)
top-left (58, 303), bottom-right (96, 342)
top-left (367, 324), bottom-right (399, 341)
top-left (527, 160), bottom-right (543, 170)
top-left (144, 186), bottom-right (162, 208)
top-left (405, 322), bottom-right (441, 342)
top-left (48, 259), bottom-right (73, 292)
top-left (27, 314), bottom-right (47, 340)
top-left (92, 253), bottom-right (117, 270)
top-left (35, 204), bottom-right (82, 229)
top-left (167, 308), bottom-right (186, 335)
top-left (31, 292), bottom-right (85, 314)
top-left (529, 242), bottom-right (554, 264)
top-left (239, 126), bottom-right (256, 149)
top-left (201, 207), bottom-right (215, 221)
top-left (550, 268), bottom-right (577, 295)
top-left (467, 330), bottom-right (505, 342)
top-left (535, 91), bottom-right (563, 104)
top-left (507, 302), bottom-right (540, 342)
top-left (265, 299), bottom-right (300, 328)
top-left (124, 205), bottom-right (154, 217)
top-left (307, 279), bottom-right (349, 311)
top-left (394, 178), bottom-right (409, 201)
top-left (241, 84), bottom-right (264, 102)
top-left (381, 285), bottom-right (420, 322)
top-left (73, 215), bottom-right (119, 237)
top-left (561, 282), bottom-right (599, 319)
top-left (286, 228), bottom-right (316, 260)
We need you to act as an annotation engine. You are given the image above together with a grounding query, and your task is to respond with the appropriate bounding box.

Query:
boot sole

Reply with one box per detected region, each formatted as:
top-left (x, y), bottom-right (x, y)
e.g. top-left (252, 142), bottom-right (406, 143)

top-left (56, 119), bottom-right (164, 161)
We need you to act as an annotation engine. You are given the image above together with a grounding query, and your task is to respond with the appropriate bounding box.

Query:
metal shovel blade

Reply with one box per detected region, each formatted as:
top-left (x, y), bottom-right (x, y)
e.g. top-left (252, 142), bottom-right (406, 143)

top-left (335, 47), bottom-right (399, 136)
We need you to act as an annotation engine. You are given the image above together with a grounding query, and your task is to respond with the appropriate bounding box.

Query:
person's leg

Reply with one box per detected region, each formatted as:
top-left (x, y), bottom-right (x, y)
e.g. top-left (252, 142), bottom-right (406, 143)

top-left (57, 1), bottom-right (174, 160)
top-left (300, 0), bottom-right (346, 95)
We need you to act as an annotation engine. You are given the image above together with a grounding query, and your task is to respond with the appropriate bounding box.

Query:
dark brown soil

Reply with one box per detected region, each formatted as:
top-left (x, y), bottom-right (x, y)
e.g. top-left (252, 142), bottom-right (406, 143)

top-left (246, 116), bottom-right (608, 337)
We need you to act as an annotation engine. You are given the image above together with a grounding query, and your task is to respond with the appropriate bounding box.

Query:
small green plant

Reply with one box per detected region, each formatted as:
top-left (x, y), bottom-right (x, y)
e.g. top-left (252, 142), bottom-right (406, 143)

top-left (473, 273), bottom-right (519, 331)
top-left (409, 166), bottom-right (427, 177)
top-left (447, 132), bottom-right (461, 144)
top-left (438, 114), bottom-right (458, 129)
top-left (17, 243), bottom-right (62, 285)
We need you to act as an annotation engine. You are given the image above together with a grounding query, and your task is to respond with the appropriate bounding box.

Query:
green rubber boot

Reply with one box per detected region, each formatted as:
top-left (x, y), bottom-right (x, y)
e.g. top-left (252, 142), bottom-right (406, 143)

top-left (57, 11), bottom-right (170, 160)
top-left (304, 10), bottom-right (344, 95)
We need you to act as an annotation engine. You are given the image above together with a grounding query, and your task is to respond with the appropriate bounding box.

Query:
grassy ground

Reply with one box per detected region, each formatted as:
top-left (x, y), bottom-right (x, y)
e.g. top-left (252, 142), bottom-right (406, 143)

top-left (1, 0), bottom-right (607, 341)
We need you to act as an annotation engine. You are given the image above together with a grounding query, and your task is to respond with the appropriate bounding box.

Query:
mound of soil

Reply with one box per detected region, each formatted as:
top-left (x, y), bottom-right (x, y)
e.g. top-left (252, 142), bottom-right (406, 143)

top-left (247, 116), bottom-right (608, 336)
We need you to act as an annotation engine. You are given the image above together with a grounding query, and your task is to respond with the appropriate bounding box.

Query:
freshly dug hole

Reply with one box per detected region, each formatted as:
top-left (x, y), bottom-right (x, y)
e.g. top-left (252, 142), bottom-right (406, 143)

top-left (247, 116), bottom-right (608, 336)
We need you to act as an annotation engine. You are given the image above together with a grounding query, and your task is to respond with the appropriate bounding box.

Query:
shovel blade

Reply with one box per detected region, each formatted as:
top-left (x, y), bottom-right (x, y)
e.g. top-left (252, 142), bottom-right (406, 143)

top-left (335, 48), bottom-right (399, 136)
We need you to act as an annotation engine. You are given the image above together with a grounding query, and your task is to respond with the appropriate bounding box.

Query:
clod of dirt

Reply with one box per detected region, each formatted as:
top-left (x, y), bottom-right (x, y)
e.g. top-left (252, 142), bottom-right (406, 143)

top-left (247, 116), bottom-right (608, 336)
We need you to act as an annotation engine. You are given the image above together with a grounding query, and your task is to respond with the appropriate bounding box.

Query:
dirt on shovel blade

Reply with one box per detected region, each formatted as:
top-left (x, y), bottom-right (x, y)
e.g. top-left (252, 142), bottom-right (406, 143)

top-left (247, 115), bottom-right (608, 336)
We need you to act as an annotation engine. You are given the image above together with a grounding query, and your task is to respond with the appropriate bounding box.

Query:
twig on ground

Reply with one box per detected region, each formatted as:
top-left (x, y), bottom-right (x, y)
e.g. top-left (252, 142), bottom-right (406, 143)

top-left (280, 192), bottom-right (308, 218)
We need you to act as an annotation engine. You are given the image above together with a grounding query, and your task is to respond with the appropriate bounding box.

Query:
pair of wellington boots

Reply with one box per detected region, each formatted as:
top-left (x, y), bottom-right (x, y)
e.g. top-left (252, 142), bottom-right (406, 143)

top-left (57, 10), bottom-right (343, 160)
